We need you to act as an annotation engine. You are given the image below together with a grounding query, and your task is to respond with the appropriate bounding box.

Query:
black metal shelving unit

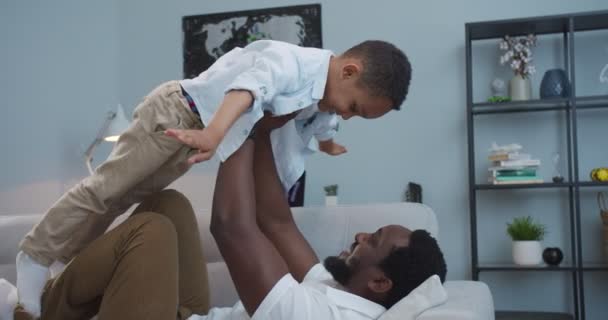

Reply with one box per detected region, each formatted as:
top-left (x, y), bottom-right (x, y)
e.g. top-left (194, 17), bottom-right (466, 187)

top-left (466, 10), bottom-right (608, 320)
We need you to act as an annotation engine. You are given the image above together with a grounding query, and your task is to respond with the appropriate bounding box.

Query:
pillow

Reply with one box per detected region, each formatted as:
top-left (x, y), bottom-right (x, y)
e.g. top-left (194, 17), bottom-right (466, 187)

top-left (378, 275), bottom-right (447, 320)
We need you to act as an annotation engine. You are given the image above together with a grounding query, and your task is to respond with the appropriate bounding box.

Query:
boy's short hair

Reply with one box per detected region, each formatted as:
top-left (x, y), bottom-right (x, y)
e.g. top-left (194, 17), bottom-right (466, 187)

top-left (378, 229), bottom-right (447, 308)
top-left (343, 40), bottom-right (412, 110)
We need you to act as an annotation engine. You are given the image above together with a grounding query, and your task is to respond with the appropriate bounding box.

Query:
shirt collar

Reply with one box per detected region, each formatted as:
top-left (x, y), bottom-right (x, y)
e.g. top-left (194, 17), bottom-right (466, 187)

top-left (326, 286), bottom-right (387, 319)
top-left (311, 50), bottom-right (334, 100)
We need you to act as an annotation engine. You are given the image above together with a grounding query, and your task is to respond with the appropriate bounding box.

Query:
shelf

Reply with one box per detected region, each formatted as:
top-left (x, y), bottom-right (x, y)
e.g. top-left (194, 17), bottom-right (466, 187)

top-left (475, 182), bottom-right (571, 190)
top-left (466, 10), bottom-right (608, 41)
top-left (472, 98), bottom-right (569, 115)
top-left (478, 264), bottom-right (576, 272)
top-left (581, 263), bottom-right (608, 271)
top-left (575, 95), bottom-right (608, 110)
top-left (578, 181), bottom-right (608, 188)
top-left (467, 14), bottom-right (570, 40)
top-left (475, 181), bottom-right (608, 189)
top-left (573, 11), bottom-right (608, 32)
top-left (466, 11), bottom-right (608, 320)
top-left (496, 311), bottom-right (574, 320)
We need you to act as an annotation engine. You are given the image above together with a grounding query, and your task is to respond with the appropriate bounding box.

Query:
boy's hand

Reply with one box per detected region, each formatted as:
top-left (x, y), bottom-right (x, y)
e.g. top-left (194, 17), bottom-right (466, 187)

top-left (318, 140), bottom-right (347, 156)
top-left (165, 128), bottom-right (220, 164)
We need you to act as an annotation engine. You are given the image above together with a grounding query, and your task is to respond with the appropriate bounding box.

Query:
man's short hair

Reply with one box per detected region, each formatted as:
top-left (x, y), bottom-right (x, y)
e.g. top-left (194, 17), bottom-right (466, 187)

top-left (343, 40), bottom-right (412, 110)
top-left (378, 229), bottom-right (447, 308)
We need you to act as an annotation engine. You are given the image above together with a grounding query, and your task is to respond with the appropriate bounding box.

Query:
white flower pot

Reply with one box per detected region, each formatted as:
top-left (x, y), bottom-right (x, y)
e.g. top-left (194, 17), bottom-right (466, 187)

top-left (325, 196), bottom-right (338, 206)
top-left (512, 241), bottom-right (542, 265)
top-left (509, 74), bottom-right (532, 101)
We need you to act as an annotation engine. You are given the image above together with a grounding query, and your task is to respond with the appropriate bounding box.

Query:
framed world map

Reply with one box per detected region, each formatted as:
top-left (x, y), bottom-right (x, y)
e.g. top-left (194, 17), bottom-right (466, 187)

top-left (182, 4), bottom-right (322, 79)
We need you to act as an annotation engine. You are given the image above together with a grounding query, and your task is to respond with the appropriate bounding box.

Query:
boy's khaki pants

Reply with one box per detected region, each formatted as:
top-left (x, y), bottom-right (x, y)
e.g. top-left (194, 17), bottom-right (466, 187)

top-left (20, 81), bottom-right (204, 266)
top-left (38, 189), bottom-right (210, 320)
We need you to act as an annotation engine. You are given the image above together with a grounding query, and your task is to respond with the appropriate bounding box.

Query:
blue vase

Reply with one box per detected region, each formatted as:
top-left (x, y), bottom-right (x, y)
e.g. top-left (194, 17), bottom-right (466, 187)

top-left (540, 69), bottom-right (570, 98)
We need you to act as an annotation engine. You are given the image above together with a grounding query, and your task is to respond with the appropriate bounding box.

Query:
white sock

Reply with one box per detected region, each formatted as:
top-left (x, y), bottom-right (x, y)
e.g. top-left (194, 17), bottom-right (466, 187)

top-left (16, 251), bottom-right (49, 317)
top-left (0, 279), bottom-right (18, 320)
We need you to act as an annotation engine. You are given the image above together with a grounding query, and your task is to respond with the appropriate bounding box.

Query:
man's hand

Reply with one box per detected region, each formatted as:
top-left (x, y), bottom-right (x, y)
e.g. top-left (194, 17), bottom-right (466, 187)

top-left (318, 139), bottom-right (348, 156)
top-left (255, 112), bottom-right (298, 134)
top-left (165, 128), bottom-right (221, 164)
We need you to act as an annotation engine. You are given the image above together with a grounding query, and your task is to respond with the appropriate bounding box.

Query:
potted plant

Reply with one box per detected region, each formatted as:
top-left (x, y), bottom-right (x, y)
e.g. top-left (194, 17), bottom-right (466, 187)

top-left (324, 184), bottom-right (338, 206)
top-left (507, 216), bottom-right (546, 265)
top-left (499, 34), bottom-right (537, 101)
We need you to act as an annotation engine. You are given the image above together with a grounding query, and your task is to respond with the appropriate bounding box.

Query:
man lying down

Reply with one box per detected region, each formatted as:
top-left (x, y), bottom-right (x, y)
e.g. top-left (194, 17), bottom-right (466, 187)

top-left (1, 114), bottom-right (446, 320)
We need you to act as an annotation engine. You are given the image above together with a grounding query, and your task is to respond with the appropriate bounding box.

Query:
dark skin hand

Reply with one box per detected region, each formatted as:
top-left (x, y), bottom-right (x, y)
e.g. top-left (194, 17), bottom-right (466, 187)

top-left (211, 112), bottom-right (321, 316)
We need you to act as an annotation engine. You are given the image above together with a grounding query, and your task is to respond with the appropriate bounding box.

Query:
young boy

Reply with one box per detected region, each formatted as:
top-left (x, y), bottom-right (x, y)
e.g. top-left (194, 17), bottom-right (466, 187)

top-left (15, 39), bottom-right (412, 317)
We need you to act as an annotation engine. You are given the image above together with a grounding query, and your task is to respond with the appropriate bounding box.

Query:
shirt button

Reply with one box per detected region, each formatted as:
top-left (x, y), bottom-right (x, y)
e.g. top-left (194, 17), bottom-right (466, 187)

top-left (243, 129), bottom-right (249, 136)
top-left (260, 86), bottom-right (267, 95)
top-left (298, 102), bottom-right (303, 107)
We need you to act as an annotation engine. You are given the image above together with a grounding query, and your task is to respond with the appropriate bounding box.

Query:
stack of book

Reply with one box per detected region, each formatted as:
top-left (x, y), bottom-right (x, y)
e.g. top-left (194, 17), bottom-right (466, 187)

top-left (488, 143), bottom-right (543, 185)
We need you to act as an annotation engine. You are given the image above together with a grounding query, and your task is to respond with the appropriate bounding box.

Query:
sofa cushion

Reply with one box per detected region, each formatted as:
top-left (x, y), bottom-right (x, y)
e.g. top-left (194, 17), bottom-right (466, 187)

top-left (419, 281), bottom-right (494, 320)
top-left (379, 275), bottom-right (447, 320)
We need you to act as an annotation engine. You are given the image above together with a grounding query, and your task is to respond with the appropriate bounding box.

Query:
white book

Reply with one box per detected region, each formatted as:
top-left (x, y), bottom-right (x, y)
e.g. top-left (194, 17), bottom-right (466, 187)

top-left (494, 159), bottom-right (541, 167)
top-left (488, 165), bottom-right (539, 172)
top-left (488, 142), bottom-right (522, 154)
top-left (488, 152), bottom-right (531, 161)
top-left (489, 179), bottom-right (544, 185)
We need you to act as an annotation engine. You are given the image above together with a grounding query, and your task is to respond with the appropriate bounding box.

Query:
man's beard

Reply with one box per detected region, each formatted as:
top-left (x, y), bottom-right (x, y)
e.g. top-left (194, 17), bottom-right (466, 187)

top-left (323, 256), bottom-right (354, 286)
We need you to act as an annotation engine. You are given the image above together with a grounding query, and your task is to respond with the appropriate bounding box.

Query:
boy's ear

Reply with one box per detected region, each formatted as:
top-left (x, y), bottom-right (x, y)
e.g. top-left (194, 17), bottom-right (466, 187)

top-left (341, 63), bottom-right (361, 79)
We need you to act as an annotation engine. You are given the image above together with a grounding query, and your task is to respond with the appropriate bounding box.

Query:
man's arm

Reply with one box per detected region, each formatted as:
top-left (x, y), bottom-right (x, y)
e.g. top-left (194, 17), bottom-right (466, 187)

top-left (253, 123), bottom-right (320, 282)
top-left (209, 138), bottom-right (289, 316)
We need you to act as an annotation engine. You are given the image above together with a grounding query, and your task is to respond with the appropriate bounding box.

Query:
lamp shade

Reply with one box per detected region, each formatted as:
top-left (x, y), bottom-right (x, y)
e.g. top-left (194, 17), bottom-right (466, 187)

top-left (103, 104), bottom-right (129, 141)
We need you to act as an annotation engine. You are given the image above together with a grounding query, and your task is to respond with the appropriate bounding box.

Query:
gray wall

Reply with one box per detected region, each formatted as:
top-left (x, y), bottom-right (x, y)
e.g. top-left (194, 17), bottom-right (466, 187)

top-left (1, 0), bottom-right (607, 317)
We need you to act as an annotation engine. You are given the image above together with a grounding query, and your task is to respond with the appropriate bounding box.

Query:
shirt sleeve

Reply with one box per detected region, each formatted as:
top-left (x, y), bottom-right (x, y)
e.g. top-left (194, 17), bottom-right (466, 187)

top-left (302, 263), bottom-right (335, 283)
top-left (313, 113), bottom-right (340, 142)
top-left (224, 41), bottom-right (301, 115)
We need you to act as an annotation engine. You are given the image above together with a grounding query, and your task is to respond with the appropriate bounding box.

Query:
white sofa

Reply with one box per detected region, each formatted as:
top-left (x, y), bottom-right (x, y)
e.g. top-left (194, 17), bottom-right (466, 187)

top-left (0, 202), bottom-right (494, 320)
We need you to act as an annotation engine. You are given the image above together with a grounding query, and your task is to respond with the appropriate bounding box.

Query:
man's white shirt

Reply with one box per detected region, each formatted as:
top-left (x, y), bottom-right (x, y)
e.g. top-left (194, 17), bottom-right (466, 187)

top-left (188, 263), bottom-right (386, 320)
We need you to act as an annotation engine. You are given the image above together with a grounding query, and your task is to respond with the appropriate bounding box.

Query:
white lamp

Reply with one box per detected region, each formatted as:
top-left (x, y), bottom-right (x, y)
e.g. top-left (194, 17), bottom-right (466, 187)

top-left (84, 104), bottom-right (129, 174)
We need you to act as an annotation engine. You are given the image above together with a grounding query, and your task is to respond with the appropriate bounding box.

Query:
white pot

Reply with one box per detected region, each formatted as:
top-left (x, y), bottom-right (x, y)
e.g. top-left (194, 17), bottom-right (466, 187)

top-left (512, 241), bottom-right (543, 265)
top-left (325, 196), bottom-right (338, 206)
top-left (509, 74), bottom-right (532, 101)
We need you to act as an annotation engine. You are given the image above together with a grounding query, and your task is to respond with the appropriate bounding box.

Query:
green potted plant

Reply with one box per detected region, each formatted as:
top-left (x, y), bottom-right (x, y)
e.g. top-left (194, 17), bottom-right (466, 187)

top-left (507, 216), bottom-right (546, 265)
top-left (324, 184), bottom-right (338, 206)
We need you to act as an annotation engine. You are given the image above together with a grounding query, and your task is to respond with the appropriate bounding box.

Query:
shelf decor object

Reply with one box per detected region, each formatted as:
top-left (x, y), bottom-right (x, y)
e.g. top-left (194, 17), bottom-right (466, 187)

top-left (540, 68), bottom-right (571, 98)
top-left (499, 34), bottom-right (537, 101)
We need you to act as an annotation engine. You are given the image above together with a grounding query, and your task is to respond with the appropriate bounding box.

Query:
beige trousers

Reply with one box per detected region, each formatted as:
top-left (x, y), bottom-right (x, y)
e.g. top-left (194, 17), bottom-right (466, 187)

top-left (38, 189), bottom-right (210, 320)
top-left (20, 81), bottom-right (204, 266)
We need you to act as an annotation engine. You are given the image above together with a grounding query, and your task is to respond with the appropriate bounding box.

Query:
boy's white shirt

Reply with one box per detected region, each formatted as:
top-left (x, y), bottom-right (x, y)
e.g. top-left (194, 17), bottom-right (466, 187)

top-left (180, 40), bottom-right (339, 190)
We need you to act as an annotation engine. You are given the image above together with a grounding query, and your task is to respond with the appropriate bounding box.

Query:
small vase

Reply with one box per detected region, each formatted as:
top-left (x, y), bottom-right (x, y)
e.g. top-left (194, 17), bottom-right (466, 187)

top-left (512, 241), bottom-right (542, 265)
top-left (509, 74), bottom-right (532, 101)
top-left (325, 196), bottom-right (338, 206)
top-left (540, 69), bottom-right (570, 99)
top-left (542, 247), bottom-right (564, 266)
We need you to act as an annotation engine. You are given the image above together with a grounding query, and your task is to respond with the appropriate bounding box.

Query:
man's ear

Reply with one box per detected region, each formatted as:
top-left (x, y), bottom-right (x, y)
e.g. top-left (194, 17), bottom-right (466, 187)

top-left (367, 269), bottom-right (393, 294)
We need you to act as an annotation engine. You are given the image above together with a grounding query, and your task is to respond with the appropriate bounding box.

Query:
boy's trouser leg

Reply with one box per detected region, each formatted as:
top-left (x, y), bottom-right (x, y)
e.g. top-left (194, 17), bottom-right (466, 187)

top-left (19, 80), bottom-right (204, 266)
top-left (39, 190), bottom-right (210, 320)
